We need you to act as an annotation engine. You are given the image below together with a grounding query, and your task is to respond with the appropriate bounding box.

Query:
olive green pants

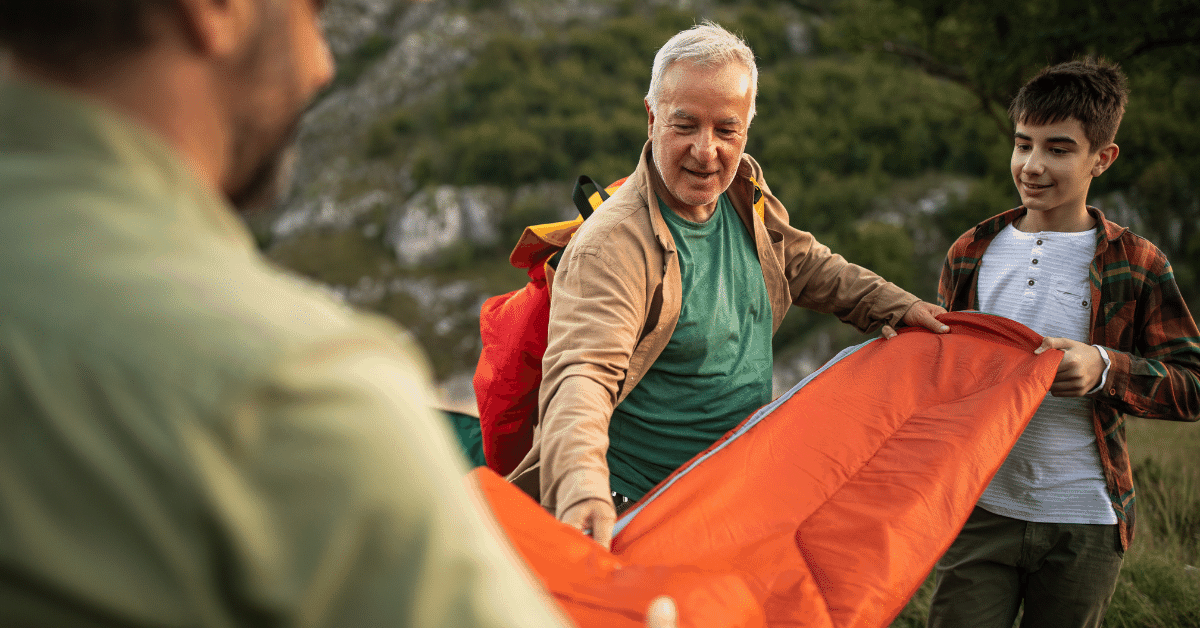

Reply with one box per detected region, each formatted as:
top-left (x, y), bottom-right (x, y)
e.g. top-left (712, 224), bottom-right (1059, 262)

top-left (927, 506), bottom-right (1124, 628)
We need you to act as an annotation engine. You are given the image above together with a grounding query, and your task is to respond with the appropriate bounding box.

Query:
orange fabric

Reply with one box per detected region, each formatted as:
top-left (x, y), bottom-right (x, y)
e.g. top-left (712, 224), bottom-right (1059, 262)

top-left (474, 467), bottom-right (767, 628)
top-left (483, 312), bottom-right (1060, 627)
top-left (612, 313), bottom-right (1059, 627)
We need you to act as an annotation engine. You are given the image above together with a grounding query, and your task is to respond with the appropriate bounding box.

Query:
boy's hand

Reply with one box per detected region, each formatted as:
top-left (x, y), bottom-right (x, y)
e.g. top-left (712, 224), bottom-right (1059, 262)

top-left (882, 301), bottom-right (950, 339)
top-left (1034, 337), bottom-right (1105, 396)
top-left (561, 497), bottom-right (616, 550)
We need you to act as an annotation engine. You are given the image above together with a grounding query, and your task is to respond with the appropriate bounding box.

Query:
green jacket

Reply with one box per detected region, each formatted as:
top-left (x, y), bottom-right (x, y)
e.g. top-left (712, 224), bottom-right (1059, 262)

top-left (0, 78), bottom-right (566, 628)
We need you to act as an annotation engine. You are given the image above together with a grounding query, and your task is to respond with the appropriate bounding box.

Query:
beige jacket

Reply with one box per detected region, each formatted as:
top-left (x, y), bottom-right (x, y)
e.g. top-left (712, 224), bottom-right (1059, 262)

top-left (509, 141), bottom-right (920, 518)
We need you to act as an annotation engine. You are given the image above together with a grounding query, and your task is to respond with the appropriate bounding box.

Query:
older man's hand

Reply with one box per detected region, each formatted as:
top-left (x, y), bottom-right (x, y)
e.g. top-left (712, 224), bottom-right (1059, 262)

top-left (562, 503), bottom-right (677, 626)
top-left (560, 497), bottom-right (617, 550)
top-left (881, 301), bottom-right (950, 339)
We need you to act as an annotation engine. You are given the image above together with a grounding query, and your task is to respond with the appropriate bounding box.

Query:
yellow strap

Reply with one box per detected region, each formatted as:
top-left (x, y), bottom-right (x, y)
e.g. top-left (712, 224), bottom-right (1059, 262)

top-left (526, 217), bottom-right (584, 240)
top-left (750, 177), bottom-right (765, 223)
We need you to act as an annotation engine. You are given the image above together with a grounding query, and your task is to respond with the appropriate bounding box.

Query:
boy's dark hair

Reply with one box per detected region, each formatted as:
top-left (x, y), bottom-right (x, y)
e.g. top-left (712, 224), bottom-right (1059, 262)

top-left (1008, 57), bottom-right (1129, 153)
top-left (0, 0), bottom-right (176, 74)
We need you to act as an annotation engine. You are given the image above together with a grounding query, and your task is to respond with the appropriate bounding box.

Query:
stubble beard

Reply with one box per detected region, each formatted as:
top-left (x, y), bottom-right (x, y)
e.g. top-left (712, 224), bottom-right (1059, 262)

top-left (224, 2), bottom-right (309, 214)
top-left (228, 123), bottom-right (301, 213)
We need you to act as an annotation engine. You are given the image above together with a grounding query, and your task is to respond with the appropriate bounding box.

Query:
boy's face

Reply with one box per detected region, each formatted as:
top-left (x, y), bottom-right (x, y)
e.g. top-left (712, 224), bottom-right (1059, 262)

top-left (1010, 117), bottom-right (1118, 229)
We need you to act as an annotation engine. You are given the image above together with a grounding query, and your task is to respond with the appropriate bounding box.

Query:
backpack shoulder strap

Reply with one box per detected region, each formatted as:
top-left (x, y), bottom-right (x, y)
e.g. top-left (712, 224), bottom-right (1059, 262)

top-left (749, 176), bottom-right (765, 223)
top-left (573, 175), bottom-right (630, 216)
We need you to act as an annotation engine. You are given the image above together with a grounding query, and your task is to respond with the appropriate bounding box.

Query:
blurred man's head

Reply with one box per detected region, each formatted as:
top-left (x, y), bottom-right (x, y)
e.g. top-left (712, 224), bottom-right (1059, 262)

top-left (0, 0), bottom-right (173, 75)
top-left (0, 0), bottom-right (334, 211)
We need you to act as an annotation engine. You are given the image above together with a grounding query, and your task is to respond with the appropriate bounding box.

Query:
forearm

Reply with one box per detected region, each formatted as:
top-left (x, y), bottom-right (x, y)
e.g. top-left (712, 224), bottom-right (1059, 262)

top-left (788, 243), bottom-right (919, 332)
top-left (1091, 348), bottom-right (1200, 421)
top-left (538, 374), bottom-right (616, 519)
top-left (747, 157), bottom-right (919, 332)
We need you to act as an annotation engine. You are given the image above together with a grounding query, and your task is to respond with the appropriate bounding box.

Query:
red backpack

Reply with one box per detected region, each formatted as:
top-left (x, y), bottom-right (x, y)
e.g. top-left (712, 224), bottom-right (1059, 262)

top-left (473, 176), bottom-right (626, 475)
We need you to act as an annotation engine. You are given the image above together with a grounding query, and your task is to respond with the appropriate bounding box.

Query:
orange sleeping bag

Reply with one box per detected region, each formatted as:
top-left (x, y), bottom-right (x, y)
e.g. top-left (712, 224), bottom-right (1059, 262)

top-left (476, 313), bottom-right (1061, 627)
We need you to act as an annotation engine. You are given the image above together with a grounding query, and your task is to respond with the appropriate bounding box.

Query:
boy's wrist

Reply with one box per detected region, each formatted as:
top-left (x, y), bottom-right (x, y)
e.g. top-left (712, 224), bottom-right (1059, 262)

top-left (1086, 345), bottom-right (1112, 395)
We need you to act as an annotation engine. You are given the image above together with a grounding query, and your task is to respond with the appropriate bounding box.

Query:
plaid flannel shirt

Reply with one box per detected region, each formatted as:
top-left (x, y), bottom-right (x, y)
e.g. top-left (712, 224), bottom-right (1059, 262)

top-left (938, 206), bottom-right (1200, 549)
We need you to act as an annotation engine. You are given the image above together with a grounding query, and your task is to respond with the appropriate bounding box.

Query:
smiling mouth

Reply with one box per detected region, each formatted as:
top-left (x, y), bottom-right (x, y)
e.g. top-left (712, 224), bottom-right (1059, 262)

top-left (685, 167), bottom-right (718, 179)
top-left (1022, 181), bottom-right (1052, 190)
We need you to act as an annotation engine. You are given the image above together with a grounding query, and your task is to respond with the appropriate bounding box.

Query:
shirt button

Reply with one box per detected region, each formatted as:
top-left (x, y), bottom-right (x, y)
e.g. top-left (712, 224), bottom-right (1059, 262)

top-left (1036, 239), bottom-right (1043, 245)
top-left (1109, 388), bottom-right (1117, 395)
top-left (1032, 259), bottom-right (1039, 264)
top-left (1028, 279), bottom-right (1035, 286)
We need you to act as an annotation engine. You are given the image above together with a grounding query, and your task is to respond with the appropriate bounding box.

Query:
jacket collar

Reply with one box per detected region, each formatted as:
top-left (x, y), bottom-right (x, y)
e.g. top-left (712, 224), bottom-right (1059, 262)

top-left (634, 140), bottom-right (759, 252)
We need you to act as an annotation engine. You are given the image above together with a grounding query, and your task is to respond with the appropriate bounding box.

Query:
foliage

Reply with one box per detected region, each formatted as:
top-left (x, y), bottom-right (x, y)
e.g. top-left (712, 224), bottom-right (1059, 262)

top-left (748, 55), bottom-right (1003, 240)
top-left (285, 0), bottom-right (1200, 381)
top-left (330, 33), bottom-right (395, 90)
top-left (363, 1), bottom-right (1018, 300)
top-left (375, 9), bottom-right (696, 188)
top-left (830, 0), bottom-right (1200, 309)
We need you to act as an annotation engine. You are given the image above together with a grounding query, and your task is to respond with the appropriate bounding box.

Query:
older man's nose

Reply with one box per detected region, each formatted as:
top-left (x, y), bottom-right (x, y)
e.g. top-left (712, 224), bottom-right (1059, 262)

top-left (692, 132), bottom-right (718, 164)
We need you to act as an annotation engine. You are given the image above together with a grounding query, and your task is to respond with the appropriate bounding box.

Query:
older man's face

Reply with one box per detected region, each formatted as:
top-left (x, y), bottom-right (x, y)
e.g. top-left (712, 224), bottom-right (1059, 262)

top-left (648, 60), bottom-right (752, 220)
top-left (225, 0), bottom-right (334, 211)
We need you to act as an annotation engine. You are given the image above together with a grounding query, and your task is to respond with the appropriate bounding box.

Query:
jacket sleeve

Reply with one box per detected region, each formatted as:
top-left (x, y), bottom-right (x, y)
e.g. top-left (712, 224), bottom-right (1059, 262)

top-left (1093, 257), bottom-right (1200, 422)
top-left (937, 250), bottom-right (955, 311)
top-left (749, 158), bottom-right (919, 332)
top-left (536, 232), bottom-right (649, 518)
top-left (937, 232), bottom-right (975, 311)
top-left (187, 336), bottom-right (572, 628)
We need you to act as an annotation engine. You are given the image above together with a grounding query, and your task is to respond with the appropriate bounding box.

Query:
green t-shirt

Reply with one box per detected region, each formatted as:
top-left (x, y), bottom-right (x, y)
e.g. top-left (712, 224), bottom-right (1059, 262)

top-left (607, 193), bottom-right (773, 500)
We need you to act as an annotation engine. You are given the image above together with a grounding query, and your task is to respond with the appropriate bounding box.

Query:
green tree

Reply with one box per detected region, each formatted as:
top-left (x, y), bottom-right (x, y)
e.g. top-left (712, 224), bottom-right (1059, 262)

top-left (832, 0), bottom-right (1200, 308)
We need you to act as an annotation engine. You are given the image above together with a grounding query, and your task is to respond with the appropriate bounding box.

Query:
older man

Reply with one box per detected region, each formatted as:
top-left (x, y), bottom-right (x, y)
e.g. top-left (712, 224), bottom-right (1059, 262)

top-left (0, 1), bottom-right (667, 626)
top-left (511, 22), bottom-right (949, 548)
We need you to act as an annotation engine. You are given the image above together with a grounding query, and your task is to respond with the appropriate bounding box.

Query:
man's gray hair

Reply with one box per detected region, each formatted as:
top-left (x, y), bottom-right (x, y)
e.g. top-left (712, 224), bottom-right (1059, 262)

top-left (645, 20), bottom-right (758, 120)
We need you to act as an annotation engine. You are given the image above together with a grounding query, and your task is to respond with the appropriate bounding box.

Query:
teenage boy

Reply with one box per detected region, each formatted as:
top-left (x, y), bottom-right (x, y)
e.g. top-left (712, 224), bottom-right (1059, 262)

top-left (930, 58), bottom-right (1200, 628)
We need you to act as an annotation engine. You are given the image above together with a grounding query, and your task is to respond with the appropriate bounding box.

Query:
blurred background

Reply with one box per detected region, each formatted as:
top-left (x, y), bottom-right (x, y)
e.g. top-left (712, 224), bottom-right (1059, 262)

top-left (250, 0), bottom-right (1200, 410)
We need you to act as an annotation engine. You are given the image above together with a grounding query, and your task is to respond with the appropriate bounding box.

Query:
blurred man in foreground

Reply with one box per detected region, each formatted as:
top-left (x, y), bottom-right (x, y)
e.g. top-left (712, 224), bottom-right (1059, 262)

top-left (0, 1), bottom-right (674, 625)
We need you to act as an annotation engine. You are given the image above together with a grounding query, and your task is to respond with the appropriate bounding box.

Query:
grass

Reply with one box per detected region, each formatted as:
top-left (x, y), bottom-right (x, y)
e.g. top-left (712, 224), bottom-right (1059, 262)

top-left (889, 418), bottom-right (1200, 627)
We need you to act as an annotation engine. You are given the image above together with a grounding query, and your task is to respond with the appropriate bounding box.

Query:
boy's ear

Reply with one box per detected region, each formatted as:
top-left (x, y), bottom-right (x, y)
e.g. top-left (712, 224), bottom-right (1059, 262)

top-left (1092, 143), bottom-right (1119, 177)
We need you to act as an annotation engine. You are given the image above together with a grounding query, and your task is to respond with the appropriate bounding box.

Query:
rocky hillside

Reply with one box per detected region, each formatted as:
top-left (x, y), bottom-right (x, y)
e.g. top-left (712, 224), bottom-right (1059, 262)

top-left (257, 0), bottom-right (999, 410)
